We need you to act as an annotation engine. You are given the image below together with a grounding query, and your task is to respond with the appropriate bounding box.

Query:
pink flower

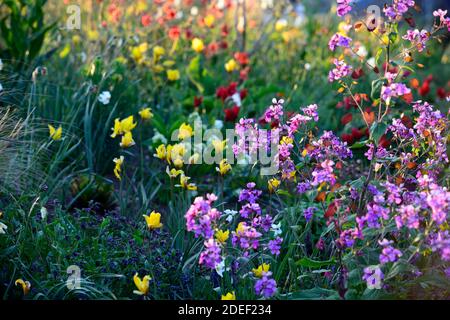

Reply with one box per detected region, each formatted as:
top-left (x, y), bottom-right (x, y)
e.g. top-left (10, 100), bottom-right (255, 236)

top-left (328, 59), bottom-right (352, 82)
top-left (336, 0), bottom-right (352, 17)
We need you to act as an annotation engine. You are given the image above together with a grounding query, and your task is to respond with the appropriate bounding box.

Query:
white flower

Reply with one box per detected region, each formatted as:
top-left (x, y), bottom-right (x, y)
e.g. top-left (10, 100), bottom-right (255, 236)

top-left (304, 63), bottom-right (311, 71)
top-left (40, 207), bottom-right (48, 220)
top-left (224, 209), bottom-right (237, 223)
top-left (0, 83), bottom-right (3, 92)
top-left (190, 6), bottom-right (198, 16)
top-left (214, 120), bottom-right (224, 130)
top-left (215, 259), bottom-right (225, 277)
top-left (98, 91), bottom-right (111, 105)
top-left (151, 129), bottom-right (168, 145)
top-left (271, 223), bottom-right (282, 236)
top-left (0, 221), bottom-right (7, 234)
top-left (0, 58), bottom-right (3, 71)
top-left (355, 45), bottom-right (368, 58)
top-left (230, 92), bottom-right (242, 107)
top-left (366, 57), bottom-right (376, 69)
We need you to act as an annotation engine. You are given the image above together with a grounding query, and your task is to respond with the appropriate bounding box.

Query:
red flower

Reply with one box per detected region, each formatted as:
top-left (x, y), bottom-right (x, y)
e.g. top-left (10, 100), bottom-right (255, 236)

top-left (437, 87), bottom-right (447, 100)
top-left (341, 113), bottom-right (353, 125)
top-left (216, 86), bottom-right (229, 101)
top-left (351, 67), bottom-right (364, 79)
top-left (206, 42), bottom-right (220, 57)
top-left (227, 82), bottom-right (238, 96)
top-left (168, 26), bottom-right (181, 40)
top-left (234, 52), bottom-right (250, 65)
top-left (224, 106), bottom-right (240, 122)
top-left (240, 67), bottom-right (250, 80)
top-left (141, 14), bottom-right (152, 27)
top-left (221, 25), bottom-right (229, 37)
top-left (342, 133), bottom-right (354, 145)
top-left (194, 96), bottom-right (203, 108)
top-left (240, 88), bottom-right (248, 100)
top-left (402, 92), bottom-right (414, 104)
top-left (379, 134), bottom-right (391, 148)
top-left (418, 81), bottom-right (430, 97)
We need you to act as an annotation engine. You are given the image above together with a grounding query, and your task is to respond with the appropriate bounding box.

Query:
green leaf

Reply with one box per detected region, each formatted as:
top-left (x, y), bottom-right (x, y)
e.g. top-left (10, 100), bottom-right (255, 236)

top-left (296, 257), bottom-right (336, 268)
top-left (369, 121), bottom-right (387, 144)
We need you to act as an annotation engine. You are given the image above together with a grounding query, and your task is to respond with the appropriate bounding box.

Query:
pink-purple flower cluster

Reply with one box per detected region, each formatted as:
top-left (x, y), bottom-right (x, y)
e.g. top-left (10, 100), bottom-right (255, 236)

top-left (185, 194), bottom-right (221, 239)
top-left (381, 82), bottom-right (411, 102)
top-left (328, 59), bottom-right (352, 82)
top-left (185, 194), bottom-right (224, 270)
top-left (402, 29), bottom-right (429, 52)
top-left (336, 0), bottom-right (352, 17)
top-left (383, 0), bottom-right (415, 20)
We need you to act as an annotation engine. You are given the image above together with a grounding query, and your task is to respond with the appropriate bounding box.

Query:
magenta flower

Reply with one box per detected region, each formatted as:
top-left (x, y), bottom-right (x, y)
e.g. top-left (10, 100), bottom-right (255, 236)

top-left (328, 33), bottom-right (352, 51)
top-left (328, 59), bottom-right (352, 82)
top-left (336, 0), bottom-right (353, 17)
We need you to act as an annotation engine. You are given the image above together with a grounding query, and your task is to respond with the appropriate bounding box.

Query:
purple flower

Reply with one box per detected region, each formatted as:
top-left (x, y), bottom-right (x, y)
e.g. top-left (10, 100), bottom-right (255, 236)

top-left (199, 238), bottom-right (222, 269)
top-left (267, 237), bottom-right (283, 256)
top-left (328, 33), bottom-right (352, 51)
top-left (239, 182), bottom-right (262, 204)
top-left (378, 239), bottom-right (402, 265)
top-left (287, 114), bottom-right (312, 135)
top-left (185, 194), bottom-right (221, 238)
top-left (430, 231), bottom-right (450, 261)
top-left (336, 0), bottom-right (353, 17)
top-left (381, 83), bottom-right (411, 102)
top-left (329, 59), bottom-right (352, 82)
top-left (296, 181), bottom-right (311, 194)
top-left (395, 205), bottom-right (420, 229)
top-left (304, 207), bottom-right (316, 222)
top-left (264, 98), bottom-right (284, 123)
top-left (384, 0), bottom-right (415, 20)
top-left (254, 272), bottom-right (277, 298)
top-left (362, 266), bottom-right (384, 289)
top-left (426, 184), bottom-right (449, 225)
top-left (402, 29), bottom-right (429, 52)
top-left (302, 104), bottom-right (319, 122)
top-left (309, 131), bottom-right (352, 160)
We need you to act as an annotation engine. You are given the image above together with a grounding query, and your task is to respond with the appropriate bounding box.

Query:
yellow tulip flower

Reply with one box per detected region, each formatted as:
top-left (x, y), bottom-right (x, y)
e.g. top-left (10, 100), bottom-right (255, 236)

top-left (15, 279), bottom-right (31, 295)
top-left (221, 291), bottom-right (236, 300)
top-left (216, 159), bottom-right (232, 176)
top-left (225, 59), bottom-right (238, 72)
top-left (212, 139), bottom-right (226, 153)
top-left (111, 119), bottom-right (123, 138)
top-left (120, 131), bottom-right (135, 148)
top-left (113, 156), bottom-right (124, 180)
top-left (138, 107), bottom-right (153, 120)
top-left (133, 273), bottom-right (151, 295)
top-left (236, 222), bottom-right (246, 234)
top-left (153, 46), bottom-right (165, 59)
top-left (191, 38), bottom-right (205, 53)
top-left (268, 178), bottom-right (281, 193)
top-left (143, 211), bottom-right (163, 230)
top-left (204, 14), bottom-right (215, 28)
top-left (215, 229), bottom-right (230, 244)
top-left (178, 123), bottom-right (193, 140)
top-left (166, 167), bottom-right (183, 178)
top-left (167, 69), bottom-right (180, 81)
top-left (48, 124), bottom-right (62, 141)
top-left (154, 144), bottom-right (167, 159)
top-left (179, 174), bottom-right (197, 191)
top-left (120, 115), bottom-right (137, 133)
top-left (252, 263), bottom-right (270, 278)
